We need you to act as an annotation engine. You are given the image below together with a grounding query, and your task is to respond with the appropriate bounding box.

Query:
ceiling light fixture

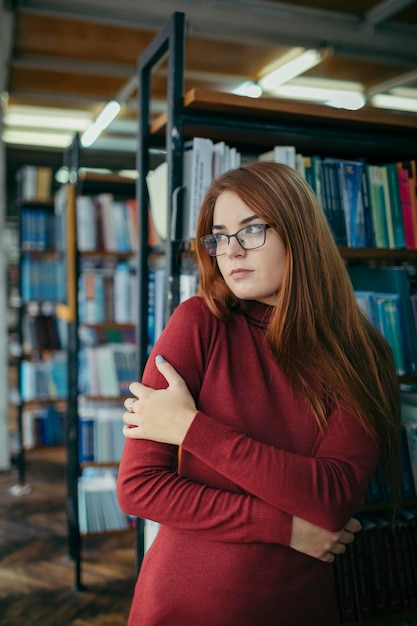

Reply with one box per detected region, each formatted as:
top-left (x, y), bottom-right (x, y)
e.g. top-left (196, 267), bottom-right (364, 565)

top-left (259, 47), bottom-right (323, 93)
top-left (2, 128), bottom-right (75, 148)
top-left (3, 105), bottom-right (91, 131)
top-left (80, 99), bottom-right (121, 148)
top-left (232, 80), bottom-right (262, 98)
top-left (273, 83), bottom-right (366, 111)
top-left (370, 93), bottom-right (417, 113)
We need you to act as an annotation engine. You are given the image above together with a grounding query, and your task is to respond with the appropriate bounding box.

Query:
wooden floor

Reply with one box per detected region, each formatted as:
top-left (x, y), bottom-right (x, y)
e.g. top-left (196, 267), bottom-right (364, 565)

top-left (0, 447), bottom-right (137, 626)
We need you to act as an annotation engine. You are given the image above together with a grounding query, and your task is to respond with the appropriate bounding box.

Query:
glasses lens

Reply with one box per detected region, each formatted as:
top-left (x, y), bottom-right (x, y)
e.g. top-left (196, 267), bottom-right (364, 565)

top-left (200, 235), bottom-right (218, 256)
top-left (237, 224), bottom-right (266, 249)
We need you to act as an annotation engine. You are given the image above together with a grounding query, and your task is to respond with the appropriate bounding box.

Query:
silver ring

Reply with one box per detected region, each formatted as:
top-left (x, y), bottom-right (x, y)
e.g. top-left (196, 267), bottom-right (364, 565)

top-left (129, 398), bottom-right (135, 411)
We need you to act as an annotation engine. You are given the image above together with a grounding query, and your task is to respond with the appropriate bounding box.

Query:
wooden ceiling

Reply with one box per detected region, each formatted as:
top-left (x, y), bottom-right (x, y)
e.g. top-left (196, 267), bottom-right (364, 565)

top-left (2, 0), bottom-right (417, 175)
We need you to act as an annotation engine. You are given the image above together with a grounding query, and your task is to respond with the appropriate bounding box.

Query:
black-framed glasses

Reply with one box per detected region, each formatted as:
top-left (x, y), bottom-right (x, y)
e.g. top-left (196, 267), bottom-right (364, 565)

top-left (200, 224), bottom-right (271, 257)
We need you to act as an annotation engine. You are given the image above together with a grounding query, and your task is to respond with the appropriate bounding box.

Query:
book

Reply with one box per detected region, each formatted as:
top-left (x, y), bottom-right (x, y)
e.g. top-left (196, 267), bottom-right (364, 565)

top-left (18, 165), bottom-right (52, 201)
top-left (366, 512), bottom-right (403, 614)
top-left (355, 290), bottom-right (406, 375)
top-left (349, 514), bottom-right (374, 619)
top-left (303, 155), bottom-right (322, 203)
top-left (258, 145), bottom-right (296, 169)
top-left (396, 164), bottom-right (416, 249)
top-left (77, 467), bottom-right (130, 533)
top-left (398, 160), bottom-right (417, 248)
top-left (374, 293), bottom-right (406, 375)
top-left (401, 406), bottom-right (417, 493)
top-left (358, 514), bottom-right (387, 616)
top-left (366, 164), bottom-right (389, 248)
top-left (183, 137), bottom-right (214, 239)
top-left (381, 163), bottom-right (406, 249)
top-left (76, 195), bottom-right (98, 251)
top-left (349, 266), bottom-right (417, 375)
top-left (146, 161), bottom-right (168, 241)
top-left (334, 544), bottom-right (358, 623)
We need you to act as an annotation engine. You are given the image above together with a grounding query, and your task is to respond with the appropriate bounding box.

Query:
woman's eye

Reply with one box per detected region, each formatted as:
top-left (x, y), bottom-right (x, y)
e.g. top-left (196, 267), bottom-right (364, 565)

top-left (245, 225), bottom-right (261, 234)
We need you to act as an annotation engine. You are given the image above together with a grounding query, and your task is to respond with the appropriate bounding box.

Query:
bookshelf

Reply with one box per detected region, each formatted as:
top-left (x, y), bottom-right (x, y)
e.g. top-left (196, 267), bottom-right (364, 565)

top-left (10, 167), bottom-right (68, 495)
top-left (59, 167), bottom-right (138, 590)
top-left (4, 219), bottom-right (19, 475)
top-left (135, 11), bottom-right (417, 625)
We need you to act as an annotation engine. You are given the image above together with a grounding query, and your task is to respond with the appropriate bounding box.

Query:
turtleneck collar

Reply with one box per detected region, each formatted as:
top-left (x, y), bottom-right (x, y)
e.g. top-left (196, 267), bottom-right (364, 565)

top-left (242, 300), bottom-right (275, 329)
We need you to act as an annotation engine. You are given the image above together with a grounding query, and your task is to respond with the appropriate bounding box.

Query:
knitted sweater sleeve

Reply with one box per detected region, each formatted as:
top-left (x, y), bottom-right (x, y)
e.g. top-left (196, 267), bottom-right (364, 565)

top-left (117, 298), bottom-right (292, 545)
top-left (182, 407), bottom-right (379, 532)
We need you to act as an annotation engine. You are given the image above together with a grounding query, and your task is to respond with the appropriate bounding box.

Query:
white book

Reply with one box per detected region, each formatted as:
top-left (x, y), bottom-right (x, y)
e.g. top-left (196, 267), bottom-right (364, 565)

top-left (114, 262), bottom-right (131, 323)
top-left (259, 146), bottom-right (296, 169)
top-left (76, 196), bottom-right (97, 251)
top-left (146, 162), bottom-right (168, 240)
top-left (145, 519), bottom-right (160, 552)
top-left (95, 345), bottom-right (120, 397)
top-left (184, 137), bottom-right (214, 239)
top-left (21, 165), bottom-right (37, 200)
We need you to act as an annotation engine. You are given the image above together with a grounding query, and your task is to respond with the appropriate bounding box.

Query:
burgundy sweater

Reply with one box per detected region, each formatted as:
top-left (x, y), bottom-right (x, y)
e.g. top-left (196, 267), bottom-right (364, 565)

top-left (117, 297), bottom-right (379, 626)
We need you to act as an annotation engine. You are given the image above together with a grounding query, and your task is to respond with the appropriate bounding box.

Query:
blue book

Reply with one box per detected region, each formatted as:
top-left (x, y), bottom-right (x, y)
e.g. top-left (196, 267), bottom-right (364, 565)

top-left (374, 293), bottom-right (406, 376)
top-left (79, 418), bottom-right (95, 462)
top-left (349, 266), bottom-right (417, 375)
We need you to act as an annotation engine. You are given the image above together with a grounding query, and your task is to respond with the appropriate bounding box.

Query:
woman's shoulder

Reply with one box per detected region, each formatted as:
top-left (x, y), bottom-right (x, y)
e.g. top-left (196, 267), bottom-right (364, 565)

top-left (170, 296), bottom-right (227, 335)
top-left (173, 295), bottom-right (213, 320)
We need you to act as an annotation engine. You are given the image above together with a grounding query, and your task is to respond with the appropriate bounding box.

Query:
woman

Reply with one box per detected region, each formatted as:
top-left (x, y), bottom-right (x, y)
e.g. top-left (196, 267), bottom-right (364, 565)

top-left (117, 162), bottom-right (401, 625)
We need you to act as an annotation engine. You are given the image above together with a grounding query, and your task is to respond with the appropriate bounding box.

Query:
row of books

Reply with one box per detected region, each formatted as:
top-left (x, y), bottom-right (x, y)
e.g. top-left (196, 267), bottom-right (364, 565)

top-left (77, 467), bottom-right (133, 534)
top-left (79, 324), bottom-right (135, 346)
top-left (17, 165), bottom-right (53, 202)
top-left (22, 405), bottom-right (65, 449)
top-left (21, 254), bottom-right (66, 302)
top-left (78, 343), bottom-right (137, 397)
top-left (21, 207), bottom-right (56, 251)
top-left (76, 194), bottom-right (138, 253)
top-left (260, 146), bottom-right (417, 250)
top-left (148, 266), bottom-right (166, 350)
top-left (349, 266), bottom-right (417, 376)
top-left (146, 138), bottom-right (241, 242)
top-left (20, 353), bottom-right (67, 401)
top-left (78, 403), bottom-right (125, 463)
top-left (336, 508), bottom-right (417, 623)
top-left (147, 261), bottom-right (199, 351)
top-left (22, 312), bottom-right (67, 352)
top-left (355, 289), bottom-right (408, 376)
top-left (78, 259), bottom-right (137, 325)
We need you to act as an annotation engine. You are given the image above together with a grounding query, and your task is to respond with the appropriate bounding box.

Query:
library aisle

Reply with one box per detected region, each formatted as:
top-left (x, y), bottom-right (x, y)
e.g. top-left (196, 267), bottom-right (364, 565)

top-left (0, 447), bottom-right (136, 626)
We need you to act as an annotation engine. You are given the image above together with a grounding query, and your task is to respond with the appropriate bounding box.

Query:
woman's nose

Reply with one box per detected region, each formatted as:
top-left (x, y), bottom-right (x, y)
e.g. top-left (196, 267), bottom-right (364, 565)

top-left (225, 234), bottom-right (246, 257)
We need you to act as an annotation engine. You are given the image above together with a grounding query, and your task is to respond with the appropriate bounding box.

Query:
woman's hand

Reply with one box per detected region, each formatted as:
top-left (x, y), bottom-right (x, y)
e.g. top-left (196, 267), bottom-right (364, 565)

top-left (122, 355), bottom-right (197, 445)
top-left (290, 515), bottom-right (361, 563)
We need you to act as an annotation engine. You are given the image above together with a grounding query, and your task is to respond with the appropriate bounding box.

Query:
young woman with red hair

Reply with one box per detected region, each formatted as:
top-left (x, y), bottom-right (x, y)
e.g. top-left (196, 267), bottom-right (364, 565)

top-left (118, 161), bottom-right (401, 626)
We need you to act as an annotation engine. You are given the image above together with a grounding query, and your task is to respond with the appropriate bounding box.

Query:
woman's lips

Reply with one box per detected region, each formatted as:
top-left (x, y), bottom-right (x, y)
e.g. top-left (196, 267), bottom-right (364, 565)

top-left (230, 268), bottom-right (253, 277)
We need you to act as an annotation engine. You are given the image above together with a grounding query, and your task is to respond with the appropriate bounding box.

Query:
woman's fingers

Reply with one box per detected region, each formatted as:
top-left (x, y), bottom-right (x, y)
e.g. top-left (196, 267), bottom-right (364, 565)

top-left (345, 517), bottom-right (362, 533)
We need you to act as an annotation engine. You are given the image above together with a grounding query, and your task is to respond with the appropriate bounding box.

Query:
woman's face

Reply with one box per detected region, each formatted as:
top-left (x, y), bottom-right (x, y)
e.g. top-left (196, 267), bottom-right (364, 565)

top-left (213, 191), bottom-right (286, 305)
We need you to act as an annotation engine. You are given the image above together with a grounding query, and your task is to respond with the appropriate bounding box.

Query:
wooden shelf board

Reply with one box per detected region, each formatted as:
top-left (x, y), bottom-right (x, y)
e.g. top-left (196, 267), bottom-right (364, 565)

top-left (151, 88), bottom-right (417, 135)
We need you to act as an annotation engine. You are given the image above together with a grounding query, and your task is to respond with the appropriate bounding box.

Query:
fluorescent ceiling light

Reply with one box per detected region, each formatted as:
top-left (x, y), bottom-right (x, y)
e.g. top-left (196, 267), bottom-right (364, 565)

top-left (233, 81), bottom-right (262, 98)
top-left (259, 47), bottom-right (322, 92)
top-left (3, 105), bottom-right (91, 131)
top-left (390, 87), bottom-right (417, 98)
top-left (2, 128), bottom-right (74, 148)
top-left (273, 83), bottom-right (366, 110)
top-left (370, 93), bottom-right (417, 113)
top-left (81, 100), bottom-right (121, 148)
top-left (118, 170), bottom-right (138, 179)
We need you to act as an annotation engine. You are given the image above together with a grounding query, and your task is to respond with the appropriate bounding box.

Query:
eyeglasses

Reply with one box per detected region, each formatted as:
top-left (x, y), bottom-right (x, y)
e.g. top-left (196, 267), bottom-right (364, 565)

top-left (200, 224), bottom-right (271, 257)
